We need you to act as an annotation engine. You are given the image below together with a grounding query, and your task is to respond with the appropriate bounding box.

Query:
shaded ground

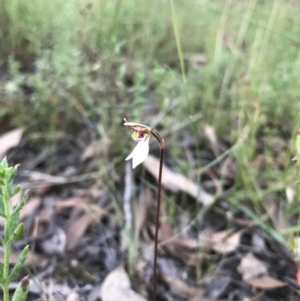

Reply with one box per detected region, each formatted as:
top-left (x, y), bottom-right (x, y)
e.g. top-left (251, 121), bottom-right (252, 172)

top-left (1, 122), bottom-right (300, 301)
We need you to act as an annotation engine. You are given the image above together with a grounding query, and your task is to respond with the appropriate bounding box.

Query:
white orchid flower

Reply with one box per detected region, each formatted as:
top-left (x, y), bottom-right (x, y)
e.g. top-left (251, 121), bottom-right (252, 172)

top-left (123, 118), bottom-right (165, 300)
top-left (124, 119), bottom-right (163, 169)
top-left (125, 131), bottom-right (151, 169)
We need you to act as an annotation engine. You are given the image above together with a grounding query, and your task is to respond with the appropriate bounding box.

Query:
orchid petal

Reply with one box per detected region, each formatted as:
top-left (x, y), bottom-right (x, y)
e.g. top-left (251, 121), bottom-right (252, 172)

top-left (125, 134), bottom-right (150, 169)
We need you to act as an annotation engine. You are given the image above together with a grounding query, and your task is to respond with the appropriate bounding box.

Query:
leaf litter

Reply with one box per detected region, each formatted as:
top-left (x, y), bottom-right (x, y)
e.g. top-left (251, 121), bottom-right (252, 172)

top-left (0, 122), bottom-right (299, 301)
top-left (143, 155), bottom-right (214, 205)
top-left (0, 128), bottom-right (23, 159)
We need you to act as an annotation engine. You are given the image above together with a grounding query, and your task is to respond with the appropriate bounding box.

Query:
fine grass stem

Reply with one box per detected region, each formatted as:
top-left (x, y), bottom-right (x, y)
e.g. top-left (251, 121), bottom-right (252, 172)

top-left (170, 0), bottom-right (186, 84)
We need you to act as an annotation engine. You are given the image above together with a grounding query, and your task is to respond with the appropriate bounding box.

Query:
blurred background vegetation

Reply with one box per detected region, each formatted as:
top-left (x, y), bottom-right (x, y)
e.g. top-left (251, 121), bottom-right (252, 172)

top-left (1, 0), bottom-right (300, 257)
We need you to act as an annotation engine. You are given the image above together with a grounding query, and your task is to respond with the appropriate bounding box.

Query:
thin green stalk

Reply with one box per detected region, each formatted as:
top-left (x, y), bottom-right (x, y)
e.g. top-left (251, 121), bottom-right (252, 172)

top-left (3, 242), bottom-right (11, 301)
top-left (170, 0), bottom-right (186, 84)
top-left (3, 186), bottom-right (11, 301)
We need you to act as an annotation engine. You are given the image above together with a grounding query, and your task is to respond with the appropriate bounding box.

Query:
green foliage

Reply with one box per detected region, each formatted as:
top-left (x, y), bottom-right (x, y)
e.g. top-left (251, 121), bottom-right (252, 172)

top-left (0, 262), bottom-right (3, 282)
top-left (0, 158), bottom-right (29, 301)
top-left (1, 0), bottom-right (300, 139)
top-left (296, 132), bottom-right (300, 156)
top-left (11, 276), bottom-right (29, 301)
top-left (9, 246), bottom-right (29, 283)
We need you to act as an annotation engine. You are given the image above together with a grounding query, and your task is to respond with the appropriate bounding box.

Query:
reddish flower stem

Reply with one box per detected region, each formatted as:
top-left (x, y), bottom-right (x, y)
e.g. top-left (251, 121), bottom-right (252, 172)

top-left (123, 118), bottom-right (164, 301)
top-left (152, 139), bottom-right (164, 301)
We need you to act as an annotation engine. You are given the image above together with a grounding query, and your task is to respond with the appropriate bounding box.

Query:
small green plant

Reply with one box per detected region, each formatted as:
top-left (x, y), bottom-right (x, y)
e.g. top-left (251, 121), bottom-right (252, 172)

top-left (124, 119), bottom-right (164, 301)
top-left (0, 158), bottom-right (29, 301)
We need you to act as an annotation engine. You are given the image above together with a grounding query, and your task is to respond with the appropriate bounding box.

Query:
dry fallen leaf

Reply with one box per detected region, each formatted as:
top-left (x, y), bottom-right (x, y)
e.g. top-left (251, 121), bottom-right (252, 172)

top-left (159, 233), bottom-right (201, 266)
top-left (65, 202), bottom-right (109, 250)
top-left (66, 212), bottom-right (93, 251)
top-left (41, 227), bottom-right (67, 255)
top-left (212, 230), bottom-right (242, 254)
top-left (135, 188), bottom-right (153, 235)
top-left (162, 274), bottom-right (204, 299)
top-left (100, 266), bottom-right (148, 301)
top-left (20, 197), bottom-right (42, 221)
top-left (55, 197), bottom-right (88, 211)
top-left (245, 276), bottom-right (287, 289)
top-left (0, 128), bottom-right (23, 159)
top-left (0, 249), bottom-right (48, 266)
top-left (66, 292), bottom-right (81, 301)
top-left (188, 296), bottom-right (216, 301)
top-left (80, 137), bottom-right (110, 162)
top-left (159, 200), bottom-right (175, 242)
top-left (204, 124), bottom-right (219, 155)
top-left (237, 252), bottom-right (267, 281)
top-left (143, 155), bottom-right (213, 205)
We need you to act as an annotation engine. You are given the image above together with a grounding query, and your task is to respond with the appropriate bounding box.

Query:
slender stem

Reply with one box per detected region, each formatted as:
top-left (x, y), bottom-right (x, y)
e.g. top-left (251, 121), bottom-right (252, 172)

top-left (170, 0), bottom-right (186, 84)
top-left (152, 139), bottom-right (165, 301)
top-left (123, 119), bottom-right (165, 300)
top-left (3, 242), bottom-right (10, 301)
top-left (3, 185), bottom-right (11, 301)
